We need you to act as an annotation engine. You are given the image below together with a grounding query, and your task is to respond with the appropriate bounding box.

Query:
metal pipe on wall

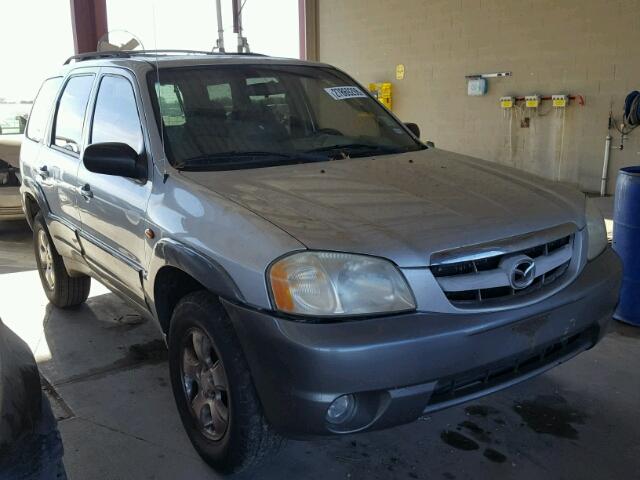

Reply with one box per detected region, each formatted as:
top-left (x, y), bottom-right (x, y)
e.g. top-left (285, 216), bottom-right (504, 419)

top-left (298, 0), bottom-right (306, 59)
top-left (601, 134), bottom-right (612, 196)
top-left (215, 0), bottom-right (225, 52)
top-left (231, 0), bottom-right (250, 53)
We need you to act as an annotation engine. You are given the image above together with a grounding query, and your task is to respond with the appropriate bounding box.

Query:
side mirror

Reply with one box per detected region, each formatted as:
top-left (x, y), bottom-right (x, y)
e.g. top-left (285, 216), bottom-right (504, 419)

top-left (404, 122), bottom-right (420, 139)
top-left (83, 142), bottom-right (145, 180)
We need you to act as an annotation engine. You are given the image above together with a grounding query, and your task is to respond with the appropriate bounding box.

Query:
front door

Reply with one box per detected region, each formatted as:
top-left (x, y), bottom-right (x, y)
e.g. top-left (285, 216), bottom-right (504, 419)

top-left (76, 69), bottom-right (152, 304)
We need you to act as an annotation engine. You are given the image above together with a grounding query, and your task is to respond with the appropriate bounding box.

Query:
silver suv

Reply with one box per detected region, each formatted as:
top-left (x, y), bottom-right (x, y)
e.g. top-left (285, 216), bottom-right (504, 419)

top-left (20, 51), bottom-right (621, 473)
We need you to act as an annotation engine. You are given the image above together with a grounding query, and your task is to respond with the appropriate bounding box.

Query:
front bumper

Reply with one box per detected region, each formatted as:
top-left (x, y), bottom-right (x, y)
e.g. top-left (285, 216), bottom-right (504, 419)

top-left (224, 248), bottom-right (621, 437)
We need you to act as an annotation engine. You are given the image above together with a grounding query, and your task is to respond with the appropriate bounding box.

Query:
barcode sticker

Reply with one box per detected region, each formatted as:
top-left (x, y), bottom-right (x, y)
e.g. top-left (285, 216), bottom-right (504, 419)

top-left (324, 86), bottom-right (368, 100)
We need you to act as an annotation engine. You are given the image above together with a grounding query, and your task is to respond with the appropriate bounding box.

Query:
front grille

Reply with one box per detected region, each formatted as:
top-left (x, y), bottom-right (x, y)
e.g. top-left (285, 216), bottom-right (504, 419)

top-left (425, 328), bottom-right (594, 411)
top-left (431, 233), bottom-right (574, 306)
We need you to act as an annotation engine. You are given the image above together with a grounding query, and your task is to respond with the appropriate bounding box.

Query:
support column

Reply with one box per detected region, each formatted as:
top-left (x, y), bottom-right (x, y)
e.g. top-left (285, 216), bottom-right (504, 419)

top-left (70, 0), bottom-right (108, 54)
top-left (299, 0), bottom-right (318, 61)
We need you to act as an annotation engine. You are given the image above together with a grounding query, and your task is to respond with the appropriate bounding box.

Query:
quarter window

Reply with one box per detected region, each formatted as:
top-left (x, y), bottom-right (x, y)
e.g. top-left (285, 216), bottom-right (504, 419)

top-left (26, 77), bottom-right (62, 142)
top-left (91, 76), bottom-right (144, 153)
top-left (53, 75), bottom-right (94, 154)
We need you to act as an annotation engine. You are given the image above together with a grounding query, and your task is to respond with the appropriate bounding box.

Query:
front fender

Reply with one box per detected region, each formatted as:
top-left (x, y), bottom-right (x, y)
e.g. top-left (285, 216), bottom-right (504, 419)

top-left (146, 238), bottom-right (244, 308)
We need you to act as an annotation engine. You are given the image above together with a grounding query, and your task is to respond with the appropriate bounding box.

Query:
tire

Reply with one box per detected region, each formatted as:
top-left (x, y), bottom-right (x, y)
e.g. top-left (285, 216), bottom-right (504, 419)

top-left (33, 213), bottom-right (90, 308)
top-left (168, 291), bottom-right (282, 474)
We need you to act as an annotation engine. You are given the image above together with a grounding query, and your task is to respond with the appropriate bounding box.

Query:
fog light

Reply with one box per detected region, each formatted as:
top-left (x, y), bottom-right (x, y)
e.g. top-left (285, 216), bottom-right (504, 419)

top-left (326, 394), bottom-right (355, 424)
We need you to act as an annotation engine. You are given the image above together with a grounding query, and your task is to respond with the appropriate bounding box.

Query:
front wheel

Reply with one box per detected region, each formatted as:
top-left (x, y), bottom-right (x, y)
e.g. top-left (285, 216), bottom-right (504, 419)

top-left (33, 213), bottom-right (90, 308)
top-left (168, 291), bottom-right (282, 474)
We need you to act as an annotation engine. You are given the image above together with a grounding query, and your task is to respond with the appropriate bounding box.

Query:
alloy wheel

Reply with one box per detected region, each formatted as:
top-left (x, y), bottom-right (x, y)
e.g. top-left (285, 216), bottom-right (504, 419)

top-left (181, 328), bottom-right (230, 441)
top-left (38, 229), bottom-right (55, 290)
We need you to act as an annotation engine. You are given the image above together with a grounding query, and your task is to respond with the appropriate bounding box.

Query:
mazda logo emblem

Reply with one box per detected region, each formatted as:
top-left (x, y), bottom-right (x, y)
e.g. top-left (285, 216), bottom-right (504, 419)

top-left (511, 258), bottom-right (536, 289)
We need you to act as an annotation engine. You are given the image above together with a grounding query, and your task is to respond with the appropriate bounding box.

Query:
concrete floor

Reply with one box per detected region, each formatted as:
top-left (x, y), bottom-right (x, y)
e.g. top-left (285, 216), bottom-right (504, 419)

top-left (1, 215), bottom-right (639, 480)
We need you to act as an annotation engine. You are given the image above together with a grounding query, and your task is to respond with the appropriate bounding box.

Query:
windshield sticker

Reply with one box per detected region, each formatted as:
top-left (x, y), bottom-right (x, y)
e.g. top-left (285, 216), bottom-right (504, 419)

top-left (324, 86), bottom-right (368, 100)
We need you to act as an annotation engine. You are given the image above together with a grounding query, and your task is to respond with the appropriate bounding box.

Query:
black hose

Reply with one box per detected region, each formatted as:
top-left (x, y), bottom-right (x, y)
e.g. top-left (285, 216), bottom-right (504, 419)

top-left (623, 91), bottom-right (640, 127)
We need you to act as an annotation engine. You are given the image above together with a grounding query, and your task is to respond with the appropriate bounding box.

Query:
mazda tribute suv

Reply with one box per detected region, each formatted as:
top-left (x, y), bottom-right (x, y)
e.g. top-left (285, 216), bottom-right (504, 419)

top-left (19, 50), bottom-right (621, 473)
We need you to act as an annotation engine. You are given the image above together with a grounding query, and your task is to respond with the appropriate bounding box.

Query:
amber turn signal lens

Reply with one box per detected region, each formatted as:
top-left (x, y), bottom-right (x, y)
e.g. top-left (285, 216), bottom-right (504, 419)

top-left (269, 261), bottom-right (294, 312)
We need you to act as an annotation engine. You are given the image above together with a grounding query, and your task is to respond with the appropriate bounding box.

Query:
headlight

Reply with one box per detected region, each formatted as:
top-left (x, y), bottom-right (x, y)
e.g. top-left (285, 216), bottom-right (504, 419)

top-left (268, 251), bottom-right (416, 317)
top-left (585, 197), bottom-right (607, 260)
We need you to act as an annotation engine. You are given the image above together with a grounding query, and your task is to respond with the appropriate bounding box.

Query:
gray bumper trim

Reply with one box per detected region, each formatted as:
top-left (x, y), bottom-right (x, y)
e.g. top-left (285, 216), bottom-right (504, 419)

top-left (224, 248), bottom-right (621, 437)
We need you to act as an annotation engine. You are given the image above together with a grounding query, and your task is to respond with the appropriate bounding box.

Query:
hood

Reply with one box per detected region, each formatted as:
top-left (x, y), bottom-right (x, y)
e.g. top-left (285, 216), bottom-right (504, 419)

top-left (180, 149), bottom-right (586, 267)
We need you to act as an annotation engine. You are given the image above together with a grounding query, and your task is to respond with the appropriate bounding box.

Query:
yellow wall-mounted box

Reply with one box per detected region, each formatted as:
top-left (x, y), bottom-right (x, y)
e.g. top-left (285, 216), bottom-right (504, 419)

top-left (500, 96), bottom-right (514, 109)
top-left (552, 95), bottom-right (568, 108)
top-left (525, 95), bottom-right (540, 108)
top-left (369, 82), bottom-right (393, 110)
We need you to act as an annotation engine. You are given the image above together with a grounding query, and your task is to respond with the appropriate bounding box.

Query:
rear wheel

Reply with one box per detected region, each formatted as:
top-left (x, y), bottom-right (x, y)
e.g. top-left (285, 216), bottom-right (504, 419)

top-left (168, 291), bottom-right (282, 474)
top-left (33, 213), bottom-right (90, 308)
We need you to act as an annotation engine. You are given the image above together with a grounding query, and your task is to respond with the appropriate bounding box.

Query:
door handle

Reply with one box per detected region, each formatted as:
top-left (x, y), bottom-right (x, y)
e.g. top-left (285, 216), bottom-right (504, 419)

top-left (79, 184), bottom-right (93, 200)
top-left (38, 165), bottom-right (49, 179)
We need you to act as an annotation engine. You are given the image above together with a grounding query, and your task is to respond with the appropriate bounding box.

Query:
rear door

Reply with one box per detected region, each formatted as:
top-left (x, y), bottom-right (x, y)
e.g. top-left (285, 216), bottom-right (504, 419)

top-left (37, 72), bottom-right (96, 254)
top-left (20, 77), bottom-right (62, 182)
top-left (76, 68), bottom-right (152, 304)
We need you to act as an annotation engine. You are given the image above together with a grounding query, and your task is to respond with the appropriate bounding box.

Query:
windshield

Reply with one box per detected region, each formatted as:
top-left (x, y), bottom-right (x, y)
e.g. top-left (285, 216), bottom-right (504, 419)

top-left (148, 64), bottom-right (424, 170)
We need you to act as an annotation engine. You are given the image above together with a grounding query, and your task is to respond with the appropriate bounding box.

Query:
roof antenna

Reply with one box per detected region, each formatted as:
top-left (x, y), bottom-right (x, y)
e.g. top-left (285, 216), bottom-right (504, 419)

top-left (151, 0), bottom-right (169, 182)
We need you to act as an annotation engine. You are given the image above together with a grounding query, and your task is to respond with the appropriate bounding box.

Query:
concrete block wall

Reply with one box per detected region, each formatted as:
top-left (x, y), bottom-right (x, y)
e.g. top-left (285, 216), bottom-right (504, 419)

top-left (311, 0), bottom-right (640, 193)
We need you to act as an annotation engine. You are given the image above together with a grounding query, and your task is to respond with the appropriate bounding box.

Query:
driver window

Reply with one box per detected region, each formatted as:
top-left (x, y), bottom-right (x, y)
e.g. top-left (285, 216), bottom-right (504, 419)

top-left (91, 75), bottom-right (144, 153)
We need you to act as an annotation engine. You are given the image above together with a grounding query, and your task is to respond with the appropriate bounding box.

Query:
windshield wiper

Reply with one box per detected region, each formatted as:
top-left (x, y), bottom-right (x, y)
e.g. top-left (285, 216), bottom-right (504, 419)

top-left (174, 151), bottom-right (329, 171)
top-left (305, 143), bottom-right (403, 158)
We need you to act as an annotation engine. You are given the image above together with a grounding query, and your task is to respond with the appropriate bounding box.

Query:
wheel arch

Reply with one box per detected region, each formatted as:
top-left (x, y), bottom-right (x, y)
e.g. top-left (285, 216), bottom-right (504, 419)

top-left (150, 239), bottom-right (245, 334)
top-left (21, 177), bottom-right (50, 229)
top-left (23, 192), bottom-right (40, 227)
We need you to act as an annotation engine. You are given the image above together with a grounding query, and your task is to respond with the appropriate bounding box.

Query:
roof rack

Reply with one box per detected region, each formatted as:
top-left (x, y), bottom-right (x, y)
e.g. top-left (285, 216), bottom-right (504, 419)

top-left (64, 50), bottom-right (131, 64)
top-left (64, 49), bottom-right (266, 65)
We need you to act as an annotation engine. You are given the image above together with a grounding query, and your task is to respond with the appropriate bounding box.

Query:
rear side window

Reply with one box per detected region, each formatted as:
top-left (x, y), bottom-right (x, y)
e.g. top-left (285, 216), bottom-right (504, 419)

top-left (53, 75), bottom-right (94, 154)
top-left (26, 77), bottom-right (62, 142)
top-left (91, 76), bottom-right (144, 153)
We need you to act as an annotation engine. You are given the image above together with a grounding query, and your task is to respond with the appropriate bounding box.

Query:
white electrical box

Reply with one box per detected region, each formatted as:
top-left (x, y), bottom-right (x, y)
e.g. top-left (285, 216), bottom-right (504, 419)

top-left (552, 95), bottom-right (568, 108)
top-left (525, 95), bottom-right (540, 108)
top-left (467, 78), bottom-right (488, 96)
top-left (500, 96), bottom-right (514, 109)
